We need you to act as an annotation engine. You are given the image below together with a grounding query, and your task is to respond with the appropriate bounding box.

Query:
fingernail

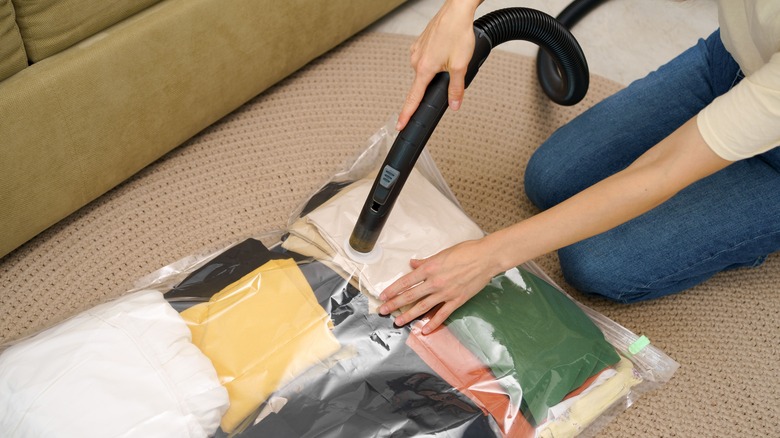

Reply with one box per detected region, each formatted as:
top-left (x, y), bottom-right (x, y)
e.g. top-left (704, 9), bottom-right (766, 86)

top-left (450, 100), bottom-right (461, 110)
top-left (378, 293), bottom-right (386, 301)
top-left (422, 325), bottom-right (431, 335)
top-left (379, 305), bottom-right (388, 314)
top-left (395, 121), bottom-right (402, 131)
top-left (395, 317), bottom-right (404, 326)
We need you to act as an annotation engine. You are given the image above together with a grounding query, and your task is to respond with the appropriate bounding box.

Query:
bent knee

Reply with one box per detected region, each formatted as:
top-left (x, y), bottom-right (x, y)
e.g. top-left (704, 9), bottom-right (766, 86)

top-left (524, 130), bottom-right (607, 210)
top-left (524, 142), bottom-right (578, 210)
top-left (558, 244), bottom-right (672, 304)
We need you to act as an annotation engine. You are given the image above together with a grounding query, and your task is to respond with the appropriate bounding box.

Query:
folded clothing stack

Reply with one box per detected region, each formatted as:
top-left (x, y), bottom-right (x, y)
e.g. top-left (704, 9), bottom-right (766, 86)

top-left (283, 170), bottom-right (641, 436)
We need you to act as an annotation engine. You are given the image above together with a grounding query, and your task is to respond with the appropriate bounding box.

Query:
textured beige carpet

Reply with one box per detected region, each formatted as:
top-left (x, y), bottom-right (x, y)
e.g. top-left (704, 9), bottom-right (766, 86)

top-left (1, 31), bottom-right (778, 436)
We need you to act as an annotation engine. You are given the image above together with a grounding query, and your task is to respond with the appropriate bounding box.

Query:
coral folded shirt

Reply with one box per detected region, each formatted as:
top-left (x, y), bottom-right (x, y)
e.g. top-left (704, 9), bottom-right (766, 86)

top-left (406, 321), bottom-right (535, 438)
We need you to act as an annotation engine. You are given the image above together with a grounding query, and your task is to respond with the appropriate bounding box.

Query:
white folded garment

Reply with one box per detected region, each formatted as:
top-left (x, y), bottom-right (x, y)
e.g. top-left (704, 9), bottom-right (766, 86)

top-left (304, 168), bottom-right (485, 298)
top-left (0, 290), bottom-right (229, 438)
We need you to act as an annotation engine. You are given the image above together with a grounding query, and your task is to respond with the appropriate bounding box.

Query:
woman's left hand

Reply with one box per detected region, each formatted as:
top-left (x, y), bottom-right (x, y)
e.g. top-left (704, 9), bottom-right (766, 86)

top-left (378, 238), bottom-right (500, 334)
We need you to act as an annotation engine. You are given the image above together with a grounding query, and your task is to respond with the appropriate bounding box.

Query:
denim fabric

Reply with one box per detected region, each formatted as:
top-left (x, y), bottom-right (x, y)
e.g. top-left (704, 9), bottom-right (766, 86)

top-left (524, 30), bottom-right (780, 303)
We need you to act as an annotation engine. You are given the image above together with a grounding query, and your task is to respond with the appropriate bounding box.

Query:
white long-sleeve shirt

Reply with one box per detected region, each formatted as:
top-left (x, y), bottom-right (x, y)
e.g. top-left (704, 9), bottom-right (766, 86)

top-left (697, 0), bottom-right (780, 161)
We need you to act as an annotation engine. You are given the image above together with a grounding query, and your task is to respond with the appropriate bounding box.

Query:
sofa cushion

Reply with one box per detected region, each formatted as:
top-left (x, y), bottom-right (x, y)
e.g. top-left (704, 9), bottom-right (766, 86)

top-left (0, 0), bottom-right (26, 81)
top-left (11, 0), bottom-right (163, 62)
top-left (0, 0), bottom-right (406, 259)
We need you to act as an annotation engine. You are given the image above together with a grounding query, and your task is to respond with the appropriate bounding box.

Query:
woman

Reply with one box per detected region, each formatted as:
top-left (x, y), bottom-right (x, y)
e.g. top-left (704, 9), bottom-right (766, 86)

top-left (378, 0), bottom-right (780, 334)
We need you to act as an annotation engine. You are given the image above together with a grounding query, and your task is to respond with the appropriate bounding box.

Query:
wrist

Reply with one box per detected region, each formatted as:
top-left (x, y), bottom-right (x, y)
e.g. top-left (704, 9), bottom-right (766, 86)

top-left (477, 232), bottom-right (521, 277)
top-left (445, 0), bottom-right (482, 14)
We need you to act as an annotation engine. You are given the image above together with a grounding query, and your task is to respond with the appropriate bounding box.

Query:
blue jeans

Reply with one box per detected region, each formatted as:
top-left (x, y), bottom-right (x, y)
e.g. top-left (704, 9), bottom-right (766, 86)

top-left (524, 30), bottom-right (780, 303)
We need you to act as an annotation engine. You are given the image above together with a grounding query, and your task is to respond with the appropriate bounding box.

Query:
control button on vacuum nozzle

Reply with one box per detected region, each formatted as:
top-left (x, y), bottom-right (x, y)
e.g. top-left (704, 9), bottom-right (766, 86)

top-left (372, 165), bottom-right (400, 207)
top-left (379, 165), bottom-right (400, 189)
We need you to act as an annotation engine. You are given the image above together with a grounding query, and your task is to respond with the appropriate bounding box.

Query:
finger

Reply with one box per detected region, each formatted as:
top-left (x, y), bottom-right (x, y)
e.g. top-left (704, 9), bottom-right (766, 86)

top-left (421, 301), bottom-right (457, 334)
top-left (379, 280), bottom-right (433, 315)
top-left (409, 258), bottom-right (426, 269)
top-left (397, 71), bottom-right (434, 131)
top-left (394, 294), bottom-right (440, 327)
top-left (379, 267), bottom-right (427, 301)
top-left (447, 64), bottom-right (466, 111)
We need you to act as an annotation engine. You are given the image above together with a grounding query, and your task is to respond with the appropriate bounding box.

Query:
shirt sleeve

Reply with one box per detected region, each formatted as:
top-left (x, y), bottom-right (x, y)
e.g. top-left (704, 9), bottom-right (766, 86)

top-left (697, 51), bottom-right (780, 161)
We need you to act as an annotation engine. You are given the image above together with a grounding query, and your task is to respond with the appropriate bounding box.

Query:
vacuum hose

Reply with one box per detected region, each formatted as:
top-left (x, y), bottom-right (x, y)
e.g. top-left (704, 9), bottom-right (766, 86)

top-left (536, 0), bottom-right (607, 102)
top-left (478, 7), bottom-right (589, 105)
top-left (348, 7), bottom-right (589, 256)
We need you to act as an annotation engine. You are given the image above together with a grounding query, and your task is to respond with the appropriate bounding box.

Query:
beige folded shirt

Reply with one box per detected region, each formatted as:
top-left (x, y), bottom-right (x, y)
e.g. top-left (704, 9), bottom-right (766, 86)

top-left (296, 168), bottom-right (485, 299)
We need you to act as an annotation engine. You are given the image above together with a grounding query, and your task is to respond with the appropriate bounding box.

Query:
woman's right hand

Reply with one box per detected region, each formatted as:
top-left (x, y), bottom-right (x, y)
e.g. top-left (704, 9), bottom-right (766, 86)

top-left (396, 0), bottom-right (484, 131)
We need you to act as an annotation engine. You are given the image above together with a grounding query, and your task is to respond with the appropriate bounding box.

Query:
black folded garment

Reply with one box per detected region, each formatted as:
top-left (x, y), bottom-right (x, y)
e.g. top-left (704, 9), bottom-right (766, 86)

top-left (165, 238), bottom-right (342, 312)
top-left (229, 293), bottom-right (497, 438)
top-left (164, 238), bottom-right (499, 437)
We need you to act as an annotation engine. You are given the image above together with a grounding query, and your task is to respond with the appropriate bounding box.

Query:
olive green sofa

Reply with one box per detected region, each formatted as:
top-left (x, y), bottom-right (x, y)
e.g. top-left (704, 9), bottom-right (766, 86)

top-left (0, 0), bottom-right (406, 259)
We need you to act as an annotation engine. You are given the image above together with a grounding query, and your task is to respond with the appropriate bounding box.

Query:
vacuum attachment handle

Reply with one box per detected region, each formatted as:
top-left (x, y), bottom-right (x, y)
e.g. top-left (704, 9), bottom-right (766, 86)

top-left (348, 29), bottom-right (492, 254)
top-left (349, 8), bottom-right (588, 255)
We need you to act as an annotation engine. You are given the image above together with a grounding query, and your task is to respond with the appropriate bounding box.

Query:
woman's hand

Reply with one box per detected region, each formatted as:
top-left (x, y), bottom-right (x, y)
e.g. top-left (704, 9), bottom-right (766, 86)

top-left (378, 238), bottom-right (501, 334)
top-left (396, 0), bottom-right (483, 131)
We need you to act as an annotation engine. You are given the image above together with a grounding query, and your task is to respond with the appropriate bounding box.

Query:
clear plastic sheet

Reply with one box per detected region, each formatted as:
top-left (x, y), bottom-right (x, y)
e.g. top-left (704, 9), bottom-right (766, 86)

top-left (145, 237), bottom-right (498, 437)
top-left (0, 120), bottom-right (678, 438)
top-left (274, 119), bottom-right (679, 437)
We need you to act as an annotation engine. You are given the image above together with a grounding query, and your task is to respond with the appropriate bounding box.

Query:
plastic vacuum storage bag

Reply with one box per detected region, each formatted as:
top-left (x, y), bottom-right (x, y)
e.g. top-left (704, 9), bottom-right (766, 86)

top-left (277, 119), bottom-right (680, 437)
top-left (0, 121), bottom-right (679, 438)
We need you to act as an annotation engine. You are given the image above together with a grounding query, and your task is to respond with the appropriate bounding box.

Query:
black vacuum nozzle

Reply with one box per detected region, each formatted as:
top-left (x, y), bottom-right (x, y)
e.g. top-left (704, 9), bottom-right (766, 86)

top-left (348, 7), bottom-right (591, 257)
top-left (348, 27), bottom-right (493, 255)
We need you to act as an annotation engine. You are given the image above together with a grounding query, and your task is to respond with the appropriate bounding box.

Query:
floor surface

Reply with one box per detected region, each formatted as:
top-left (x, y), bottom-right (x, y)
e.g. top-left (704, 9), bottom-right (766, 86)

top-left (370, 0), bottom-right (719, 86)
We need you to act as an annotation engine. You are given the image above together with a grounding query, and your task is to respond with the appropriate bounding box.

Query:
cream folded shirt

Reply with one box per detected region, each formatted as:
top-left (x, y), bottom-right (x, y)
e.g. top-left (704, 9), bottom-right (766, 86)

top-left (0, 290), bottom-right (229, 438)
top-left (698, 0), bottom-right (780, 160)
top-left (299, 168), bottom-right (485, 299)
top-left (538, 357), bottom-right (642, 437)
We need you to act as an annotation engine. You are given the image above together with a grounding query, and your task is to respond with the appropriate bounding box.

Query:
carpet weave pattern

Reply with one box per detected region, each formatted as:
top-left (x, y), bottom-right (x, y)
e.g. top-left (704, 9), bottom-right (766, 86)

top-left (1, 32), bottom-right (778, 436)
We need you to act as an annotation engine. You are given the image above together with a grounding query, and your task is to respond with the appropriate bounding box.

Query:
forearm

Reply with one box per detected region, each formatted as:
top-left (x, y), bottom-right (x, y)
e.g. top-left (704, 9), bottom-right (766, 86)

top-left (483, 117), bottom-right (732, 273)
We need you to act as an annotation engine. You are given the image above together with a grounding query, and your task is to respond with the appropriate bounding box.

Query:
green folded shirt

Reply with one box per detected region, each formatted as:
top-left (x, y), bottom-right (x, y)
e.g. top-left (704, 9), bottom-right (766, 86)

top-left (445, 267), bottom-right (621, 425)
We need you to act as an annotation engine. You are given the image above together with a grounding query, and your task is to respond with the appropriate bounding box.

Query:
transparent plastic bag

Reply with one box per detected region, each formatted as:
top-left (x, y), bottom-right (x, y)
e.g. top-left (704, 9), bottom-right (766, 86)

top-left (275, 118), bottom-right (679, 437)
top-left (0, 120), bottom-right (678, 438)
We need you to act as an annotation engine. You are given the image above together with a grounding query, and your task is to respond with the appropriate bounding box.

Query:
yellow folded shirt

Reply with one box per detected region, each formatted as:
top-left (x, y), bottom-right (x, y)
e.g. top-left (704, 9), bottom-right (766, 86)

top-left (181, 258), bottom-right (341, 433)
